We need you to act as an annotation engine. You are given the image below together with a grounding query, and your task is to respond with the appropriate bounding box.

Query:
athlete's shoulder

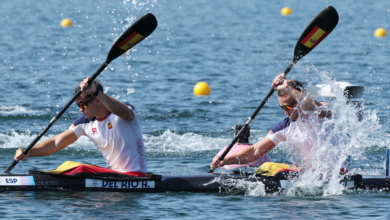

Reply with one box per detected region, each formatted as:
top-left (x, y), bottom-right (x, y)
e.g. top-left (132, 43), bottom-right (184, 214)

top-left (124, 103), bottom-right (136, 110)
top-left (71, 115), bottom-right (96, 127)
top-left (270, 117), bottom-right (291, 133)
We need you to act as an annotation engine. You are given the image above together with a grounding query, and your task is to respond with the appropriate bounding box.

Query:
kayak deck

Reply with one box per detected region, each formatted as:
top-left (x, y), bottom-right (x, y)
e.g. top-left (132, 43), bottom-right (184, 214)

top-left (0, 170), bottom-right (281, 193)
top-left (0, 170), bottom-right (389, 193)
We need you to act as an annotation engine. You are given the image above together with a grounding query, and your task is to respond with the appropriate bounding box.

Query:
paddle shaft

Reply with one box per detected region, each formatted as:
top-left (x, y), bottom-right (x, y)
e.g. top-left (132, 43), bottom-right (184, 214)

top-left (4, 13), bottom-right (158, 173)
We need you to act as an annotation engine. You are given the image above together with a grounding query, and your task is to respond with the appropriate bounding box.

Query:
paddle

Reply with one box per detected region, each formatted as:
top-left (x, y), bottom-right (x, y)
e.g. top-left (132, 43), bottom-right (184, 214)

top-left (209, 6), bottom-right (339, 173)
top-left (4, 13), bottom-right (158, 173)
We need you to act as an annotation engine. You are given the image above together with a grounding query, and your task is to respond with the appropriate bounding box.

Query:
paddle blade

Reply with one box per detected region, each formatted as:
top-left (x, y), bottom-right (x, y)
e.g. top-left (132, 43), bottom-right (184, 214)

top-left (106, 13), bottom-right (158, 64)
top-left (293, 6), bottom-right (338, 62)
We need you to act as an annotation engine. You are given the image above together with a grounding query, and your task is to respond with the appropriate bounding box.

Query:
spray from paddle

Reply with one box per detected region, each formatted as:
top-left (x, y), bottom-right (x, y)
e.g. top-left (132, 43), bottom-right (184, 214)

top-left (271, 69), bottom-right (381, 196)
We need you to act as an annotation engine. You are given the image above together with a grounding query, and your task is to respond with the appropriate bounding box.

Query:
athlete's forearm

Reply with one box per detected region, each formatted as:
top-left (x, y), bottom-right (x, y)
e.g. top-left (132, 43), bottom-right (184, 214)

top-left (96, 92), bottom-right (135, 121)
top-left (29, 138), bottom-right (58, 157)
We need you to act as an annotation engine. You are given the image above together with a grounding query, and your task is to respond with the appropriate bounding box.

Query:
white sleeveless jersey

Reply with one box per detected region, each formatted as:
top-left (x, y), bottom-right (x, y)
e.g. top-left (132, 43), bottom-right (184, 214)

top-left (69, 104), bottom-right (146, 173)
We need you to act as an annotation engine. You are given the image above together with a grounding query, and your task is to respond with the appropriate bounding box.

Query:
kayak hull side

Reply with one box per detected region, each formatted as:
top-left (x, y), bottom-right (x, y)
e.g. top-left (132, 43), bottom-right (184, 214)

top-left (0, 172), bottom-right (282, 193)
top-left (2, 172), bottom-right (390, 193)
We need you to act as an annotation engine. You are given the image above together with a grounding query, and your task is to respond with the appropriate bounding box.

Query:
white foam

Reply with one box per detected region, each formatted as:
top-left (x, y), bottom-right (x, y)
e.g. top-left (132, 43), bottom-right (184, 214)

top-left (143, 129), bottom-right (230, 153)
top-left (0, 130), bottom-right (95, 149)
top-left (0, 105), bottom-right (38, 115)
top-left (277, 68), bottom-right (383, 196)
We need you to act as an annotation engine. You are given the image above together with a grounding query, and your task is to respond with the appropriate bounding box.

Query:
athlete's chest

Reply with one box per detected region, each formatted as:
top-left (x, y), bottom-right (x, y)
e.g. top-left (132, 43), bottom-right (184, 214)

top-left (284, 119), bottom-right (318, 143)
top-left (84, 117), bottom-right (116, 137)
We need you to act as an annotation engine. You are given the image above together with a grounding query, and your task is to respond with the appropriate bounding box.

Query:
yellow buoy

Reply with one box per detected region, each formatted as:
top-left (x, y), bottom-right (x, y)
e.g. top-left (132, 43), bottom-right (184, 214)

top-left (193, 82), bottom-right (211, 96)
top-left (374, 28), bottom-right (387, 37)
top-left (60, 18), bottom-right (73, 27)
top-left (281, 7), bottom-right (292, 16)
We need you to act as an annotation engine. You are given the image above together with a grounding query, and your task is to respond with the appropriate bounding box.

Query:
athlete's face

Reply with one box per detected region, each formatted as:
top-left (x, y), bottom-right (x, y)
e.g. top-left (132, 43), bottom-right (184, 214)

top-left (278, 95), bottom-right (299, 120)
top-left (77, 98), bottom-right (98, 119)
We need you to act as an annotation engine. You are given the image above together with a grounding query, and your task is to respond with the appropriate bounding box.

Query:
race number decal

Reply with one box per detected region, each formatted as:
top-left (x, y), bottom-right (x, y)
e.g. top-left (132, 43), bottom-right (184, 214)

top-left (0, 176), bottom-right (35, 186)
top-left (85, 178), bottom-right (155, 189)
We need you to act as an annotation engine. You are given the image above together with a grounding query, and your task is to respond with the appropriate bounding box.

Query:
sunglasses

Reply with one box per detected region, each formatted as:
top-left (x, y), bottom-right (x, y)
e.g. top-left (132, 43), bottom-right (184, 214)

top-left (280, 100), bottom-right (297, 111)
top-left (76, 97), bottom-right (95, 109)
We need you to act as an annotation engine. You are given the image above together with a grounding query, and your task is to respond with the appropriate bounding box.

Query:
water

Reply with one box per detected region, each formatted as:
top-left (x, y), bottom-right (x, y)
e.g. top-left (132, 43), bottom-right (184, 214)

top-left (1, 0), bottom-right (390, 219)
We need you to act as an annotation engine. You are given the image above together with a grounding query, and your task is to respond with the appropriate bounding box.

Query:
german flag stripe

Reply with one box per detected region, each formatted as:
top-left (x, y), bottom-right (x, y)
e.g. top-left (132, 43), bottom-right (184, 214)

top-left (117, 32), bottom-right (145, 50)
top-left (300, 26), bottom-right (328, 49)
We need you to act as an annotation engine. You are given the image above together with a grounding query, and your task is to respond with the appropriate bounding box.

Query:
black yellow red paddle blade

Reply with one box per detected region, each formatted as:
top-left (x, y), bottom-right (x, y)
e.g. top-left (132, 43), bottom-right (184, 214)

top-left (106, 13), bottom-right (157, 64)
top-left (282, 6), bottom-right (338, 76)
top-left (293, 6), bottom-right (339, 63)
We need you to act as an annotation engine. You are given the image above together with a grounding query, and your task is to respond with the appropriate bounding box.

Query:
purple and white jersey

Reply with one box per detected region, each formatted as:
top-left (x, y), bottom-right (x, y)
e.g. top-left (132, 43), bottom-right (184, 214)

top-left (266, 115), bottom-right (322, 163)
top-left (69, 104), bottom-right (146, 173)
top-left (266, 114), bottom-right (350, 171)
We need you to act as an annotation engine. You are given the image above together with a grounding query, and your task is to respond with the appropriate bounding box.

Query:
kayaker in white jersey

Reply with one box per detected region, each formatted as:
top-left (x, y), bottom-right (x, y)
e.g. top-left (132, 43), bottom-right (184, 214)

top-left (211, 73), bottom-right (338, 171)
top-left (14, 77), bottom-right (147, 177)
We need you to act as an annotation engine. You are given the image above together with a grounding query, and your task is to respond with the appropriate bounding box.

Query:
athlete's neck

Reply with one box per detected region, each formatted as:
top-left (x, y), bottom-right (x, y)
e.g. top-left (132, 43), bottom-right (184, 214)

top-left (95, 107), bottom-right (111, 120)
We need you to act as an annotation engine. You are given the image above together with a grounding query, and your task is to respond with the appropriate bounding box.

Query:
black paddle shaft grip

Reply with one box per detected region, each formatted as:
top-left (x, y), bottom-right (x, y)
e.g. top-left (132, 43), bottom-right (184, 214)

top-left (4, 160), bottom-right (18, 173)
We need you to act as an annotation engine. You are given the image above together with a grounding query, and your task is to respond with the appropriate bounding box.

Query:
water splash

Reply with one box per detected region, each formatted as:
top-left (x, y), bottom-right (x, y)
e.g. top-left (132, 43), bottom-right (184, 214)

top-left (0, 130), bottom-right (95, 150)
top-left (143, 130), bottom-right (229, 154)
top-left (0, 130), bottom-right (35, 149)
top-left (121, 0), bottom-right (160, 31)
top-left (205, 172), bottom-right (267, 195)
top-left (277, 68), bottom-right (383, 196)
top-left (123, 0), bottom-right (159, 12)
